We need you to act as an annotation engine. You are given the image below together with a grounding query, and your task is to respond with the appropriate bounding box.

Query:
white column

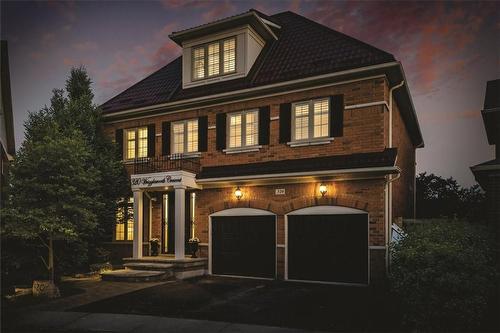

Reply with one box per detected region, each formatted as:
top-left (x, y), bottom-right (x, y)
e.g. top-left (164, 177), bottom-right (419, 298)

top-left (174, 186), bottom-right (186, 260)
top-left (133, 190), bottom-right (144, 259)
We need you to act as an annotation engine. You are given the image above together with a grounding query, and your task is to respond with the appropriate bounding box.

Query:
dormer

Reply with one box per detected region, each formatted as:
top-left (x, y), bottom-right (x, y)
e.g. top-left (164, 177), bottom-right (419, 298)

top-left (169, 10), bottom-right (279, 89)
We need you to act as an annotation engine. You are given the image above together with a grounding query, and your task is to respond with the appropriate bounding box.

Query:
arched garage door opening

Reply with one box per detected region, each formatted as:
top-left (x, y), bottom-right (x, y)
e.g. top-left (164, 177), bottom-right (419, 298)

top-left (209, 208), bottom-right (276, 279)
top-left (286, 206), bottom-right (369, 285)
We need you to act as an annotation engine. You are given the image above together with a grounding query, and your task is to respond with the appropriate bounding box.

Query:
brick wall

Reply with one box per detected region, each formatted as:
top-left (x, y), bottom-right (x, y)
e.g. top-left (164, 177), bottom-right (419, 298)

top-left (103, 76), bottom-right (419, 282)
top-left (147, 178), bottom-right (387, 280)
top-left (391, 97), bottom-right (417, 222)
top-left (103, 77), bottom-right (388, 167)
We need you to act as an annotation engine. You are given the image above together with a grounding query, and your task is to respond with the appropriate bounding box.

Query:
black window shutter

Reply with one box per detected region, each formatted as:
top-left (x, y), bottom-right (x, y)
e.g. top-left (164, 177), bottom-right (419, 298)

top-left (279, 103), bottom-right (291, 143)
top-left (198, 116), bottom-right (208, 152)
top-left (330, 95), bottom-right (344, 137)
top-left (115, 129), bottom-right (123, 159)
top-left (147, 124), bottom-right (156, 157)
top-left (162, 122), bottom-right (171, 156)
top-left (216, 113), bottom-right (226, 150)
top-left (258, 106), bottom-right (270, 145)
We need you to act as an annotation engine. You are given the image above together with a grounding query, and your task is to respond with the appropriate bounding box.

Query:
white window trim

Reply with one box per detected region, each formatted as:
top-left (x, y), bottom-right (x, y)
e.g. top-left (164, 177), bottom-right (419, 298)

top-left (192, 36), bottom-right (237, 81)
top-left (223, 145), bottom-right (262, 154)
top-left (287, 137), bottom-right (334, 147)
top-left (124, 127), bottom-right (148, 161)
top-left (224, 109), bottom-right (260, 153)
top-left (290, 98), bottom-right (331, 146)
top-left (171, 119), bottom-right (199, 155)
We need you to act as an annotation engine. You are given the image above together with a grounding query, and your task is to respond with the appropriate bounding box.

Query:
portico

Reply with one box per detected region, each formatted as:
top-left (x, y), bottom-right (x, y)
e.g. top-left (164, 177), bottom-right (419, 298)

top-left (130, 170), bottom-right (200, 260)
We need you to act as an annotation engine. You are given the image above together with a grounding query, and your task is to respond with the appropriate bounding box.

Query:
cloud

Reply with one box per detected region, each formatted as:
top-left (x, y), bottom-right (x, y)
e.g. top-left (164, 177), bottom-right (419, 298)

top-left (73, 41), bottom-right (98, 51)
top-left (304, 1), bottom-right (494, 96)
top-left (40, 32), bottom-right (56, 47)
top-left (202, 0), bottom-right (237, 23)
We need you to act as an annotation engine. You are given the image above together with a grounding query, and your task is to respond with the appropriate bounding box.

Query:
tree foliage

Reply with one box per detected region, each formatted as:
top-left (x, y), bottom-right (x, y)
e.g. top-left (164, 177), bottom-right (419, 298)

top-left (389, 220), bottom-right (497, 331)
top-left (416, 172), bottom-right (486, 222)
top-left (1, 67), bottom-right (128, 286)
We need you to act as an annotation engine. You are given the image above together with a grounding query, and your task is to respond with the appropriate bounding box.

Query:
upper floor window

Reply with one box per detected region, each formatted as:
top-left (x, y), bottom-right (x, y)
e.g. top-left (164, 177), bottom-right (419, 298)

top-left (125, 127), bottom-right (148, 160)
top-left (172, 119), bottom-right (198, 154)
top-left (228, 110), bottom-right (258, 148)
top-left (192, 37), bottom-right (236, 80)
top-left (292, 98), bottom-right (330, 141)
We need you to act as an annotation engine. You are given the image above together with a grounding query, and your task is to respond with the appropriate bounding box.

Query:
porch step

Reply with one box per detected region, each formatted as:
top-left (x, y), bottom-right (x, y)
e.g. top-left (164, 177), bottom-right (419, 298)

top-left (100, 269), bottom-right (173, 282)
top-left (122, 257), bottom-right (208, 280)
top-left (123, 262), bottom-right (174, 271)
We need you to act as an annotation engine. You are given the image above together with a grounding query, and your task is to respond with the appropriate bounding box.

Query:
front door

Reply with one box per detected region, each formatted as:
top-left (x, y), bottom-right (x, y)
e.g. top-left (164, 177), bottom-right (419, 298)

top-left (161, 191), bottom-right (193, 254)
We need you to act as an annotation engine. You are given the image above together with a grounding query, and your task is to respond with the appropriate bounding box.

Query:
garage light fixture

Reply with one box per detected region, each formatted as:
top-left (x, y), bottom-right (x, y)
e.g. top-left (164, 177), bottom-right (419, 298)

top-left (235, 187), bottom-right (243, 200)
top-left (319, 183), bottom-right (327, 197)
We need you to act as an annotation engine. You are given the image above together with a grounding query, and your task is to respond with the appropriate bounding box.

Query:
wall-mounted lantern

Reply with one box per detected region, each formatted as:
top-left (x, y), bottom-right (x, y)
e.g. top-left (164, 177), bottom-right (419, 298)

top-left (319, 183), bottom-right (327, 197)
top-left (235, 187), bottom-right (243, 200)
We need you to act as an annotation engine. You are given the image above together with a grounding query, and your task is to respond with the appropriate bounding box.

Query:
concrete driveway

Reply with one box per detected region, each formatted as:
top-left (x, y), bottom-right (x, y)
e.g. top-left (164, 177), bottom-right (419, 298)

top-left (71, 276), bottom-right (395, 332)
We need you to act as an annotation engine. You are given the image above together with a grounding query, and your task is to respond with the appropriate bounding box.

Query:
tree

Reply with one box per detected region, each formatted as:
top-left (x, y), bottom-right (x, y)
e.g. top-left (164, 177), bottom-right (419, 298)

top-left (416, 172), bottom-right (486, 222)
top-left (1, 67), bottom-right (129, 289)
top-left (2, 126), bottom-right (100, 284)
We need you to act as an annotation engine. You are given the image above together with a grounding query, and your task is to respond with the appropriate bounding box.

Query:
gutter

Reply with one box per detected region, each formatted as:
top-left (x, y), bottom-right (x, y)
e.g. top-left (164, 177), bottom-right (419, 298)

top-left (102, 61), bottom-right (400, 118)
top-left (197, 166), bottom-right (400, 184)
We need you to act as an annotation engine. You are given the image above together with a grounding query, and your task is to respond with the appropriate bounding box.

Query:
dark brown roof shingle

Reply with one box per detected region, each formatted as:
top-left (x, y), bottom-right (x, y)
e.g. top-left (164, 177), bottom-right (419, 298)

top-left (101, 11), bottom-right (395, 114)
top-left (197, 148), bottom-right (398, 179)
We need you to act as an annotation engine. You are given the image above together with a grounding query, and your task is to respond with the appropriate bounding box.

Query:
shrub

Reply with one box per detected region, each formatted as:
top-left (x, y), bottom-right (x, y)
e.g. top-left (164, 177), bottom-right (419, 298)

top-left (389, 220), bottom-right (497, 331)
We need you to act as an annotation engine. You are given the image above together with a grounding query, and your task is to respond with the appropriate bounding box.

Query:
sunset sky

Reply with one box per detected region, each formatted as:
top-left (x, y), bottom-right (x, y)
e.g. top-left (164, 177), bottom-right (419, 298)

top-left (1, 1), bottom-right (498, 186)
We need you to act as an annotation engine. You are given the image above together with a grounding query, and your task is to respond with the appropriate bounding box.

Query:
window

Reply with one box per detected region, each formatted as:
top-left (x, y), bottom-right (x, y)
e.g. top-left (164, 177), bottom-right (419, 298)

top-left (228, 110), bottom-right (258, 148)
top-left (115, 197), bottom-right (134, 241)
top-left (292, 98), bottom-right (330, 141)
top-left (125, 127), bottom-right (148, 159)
top-left (171, 119), bottom-right (198, 154)
top-left (192, 37), bottom-right (236, 80)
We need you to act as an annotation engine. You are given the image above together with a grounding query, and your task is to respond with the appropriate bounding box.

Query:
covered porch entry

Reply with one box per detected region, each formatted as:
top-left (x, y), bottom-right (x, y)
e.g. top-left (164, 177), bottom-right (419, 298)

top-left (130, 169), bottom-right (200, 260)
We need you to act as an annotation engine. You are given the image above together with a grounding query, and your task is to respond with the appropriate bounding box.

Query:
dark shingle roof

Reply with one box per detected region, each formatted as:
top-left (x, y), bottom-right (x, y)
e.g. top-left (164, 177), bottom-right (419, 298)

top-left (197, 148), bottom-right (398, 179)
top-left (484, 79), bottom-right (500, 110)
top-left (101, 10), bottom-right (395, 114)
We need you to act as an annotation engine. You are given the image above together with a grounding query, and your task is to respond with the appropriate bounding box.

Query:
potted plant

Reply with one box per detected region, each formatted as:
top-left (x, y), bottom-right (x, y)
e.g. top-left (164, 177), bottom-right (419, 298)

top-left (150, 238), bottom-right (160, 256)
top-left (188, 237), bottom-right (200, 258)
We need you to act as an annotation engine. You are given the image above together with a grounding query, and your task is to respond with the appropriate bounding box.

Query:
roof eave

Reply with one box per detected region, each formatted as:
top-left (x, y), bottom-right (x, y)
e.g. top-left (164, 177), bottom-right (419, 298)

top-left (169, 11), bottom-right (277, 46)
top-left (386, 62), bottom-right (424, 148)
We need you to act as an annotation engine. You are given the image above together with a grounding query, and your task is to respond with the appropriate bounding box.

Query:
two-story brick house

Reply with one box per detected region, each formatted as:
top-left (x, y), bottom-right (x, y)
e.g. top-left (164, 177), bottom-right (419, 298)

top-left (100, 10), bottom-right (423, 285)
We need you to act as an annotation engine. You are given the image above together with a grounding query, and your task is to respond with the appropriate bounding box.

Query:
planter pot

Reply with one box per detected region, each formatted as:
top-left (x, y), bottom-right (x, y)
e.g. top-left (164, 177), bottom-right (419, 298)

top-left (32, 280), bottom-right (60, 298)
top-left (150, 241), bottom-right (160, 256)
top-left (188, 241), bottom-right (199, 258)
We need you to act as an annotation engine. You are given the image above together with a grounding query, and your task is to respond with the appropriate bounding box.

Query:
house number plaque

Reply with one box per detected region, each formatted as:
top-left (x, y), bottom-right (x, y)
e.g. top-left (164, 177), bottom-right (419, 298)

top-left (275, 188), bottom-right (286, 195)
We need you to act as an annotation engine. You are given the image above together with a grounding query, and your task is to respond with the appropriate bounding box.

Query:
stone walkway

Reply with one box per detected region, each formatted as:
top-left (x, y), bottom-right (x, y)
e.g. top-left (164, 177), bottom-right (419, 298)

top-left (11, 311), bottom-right (314, 332)
top-left (26, 276), bottom-right (169, 312)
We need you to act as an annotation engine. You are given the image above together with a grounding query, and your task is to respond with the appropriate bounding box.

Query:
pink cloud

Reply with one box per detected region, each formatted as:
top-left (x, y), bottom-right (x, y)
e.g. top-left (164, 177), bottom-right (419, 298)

top-left (202, 0), bottom-right (237, 23)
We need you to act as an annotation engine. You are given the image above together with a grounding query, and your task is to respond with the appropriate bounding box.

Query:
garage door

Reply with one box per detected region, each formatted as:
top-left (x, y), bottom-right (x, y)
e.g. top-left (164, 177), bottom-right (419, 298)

top-left (212, 215), bottom-right (275, 278)
top-left (287, 213), bottom-right (368, 284)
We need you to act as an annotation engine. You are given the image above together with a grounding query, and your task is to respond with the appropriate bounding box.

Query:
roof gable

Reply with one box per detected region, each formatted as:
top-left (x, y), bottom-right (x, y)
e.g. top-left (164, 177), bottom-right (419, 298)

top-left (101, 10), bottom-right (395, 114)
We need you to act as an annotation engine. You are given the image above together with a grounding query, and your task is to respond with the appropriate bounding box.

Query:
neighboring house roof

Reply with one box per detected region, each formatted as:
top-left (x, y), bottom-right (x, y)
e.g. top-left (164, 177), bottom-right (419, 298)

top-left (101, 10), bottom-right (423, 147)
top-left (198, 148), bottom-right (397, 180)
top-left (481, 79), bottom-right (500, 145)
top-left (0, 40), bottom-right (15, 158)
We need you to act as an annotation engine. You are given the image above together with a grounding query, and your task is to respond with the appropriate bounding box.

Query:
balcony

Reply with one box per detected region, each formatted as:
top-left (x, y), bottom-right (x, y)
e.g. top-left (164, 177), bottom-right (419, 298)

top-left (132, 154), bottom-right (201, 175)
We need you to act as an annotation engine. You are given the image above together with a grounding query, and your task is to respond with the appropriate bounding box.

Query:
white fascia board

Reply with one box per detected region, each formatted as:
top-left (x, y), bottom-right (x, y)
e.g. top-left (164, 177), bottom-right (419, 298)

top-left (103, 62), bottom-right (399, 120)
top-left (197, 166), bottom-right (400, 184)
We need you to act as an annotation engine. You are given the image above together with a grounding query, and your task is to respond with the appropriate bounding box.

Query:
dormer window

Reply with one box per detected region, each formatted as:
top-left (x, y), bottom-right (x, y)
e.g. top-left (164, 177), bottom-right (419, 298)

top-left (192, 37), bottom-right (236, 80)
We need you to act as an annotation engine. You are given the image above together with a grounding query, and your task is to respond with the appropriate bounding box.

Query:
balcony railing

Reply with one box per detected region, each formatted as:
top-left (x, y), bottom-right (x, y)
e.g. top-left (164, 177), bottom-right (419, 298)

top-left (133, 154), bottom-right (201, 175)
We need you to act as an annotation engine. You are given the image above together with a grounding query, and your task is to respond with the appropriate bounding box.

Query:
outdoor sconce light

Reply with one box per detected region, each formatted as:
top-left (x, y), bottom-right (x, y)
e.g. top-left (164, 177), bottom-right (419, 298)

top-left (319, 183), bottom-right (327, 197)
top-left (235, 187), bottom-right (243, 200)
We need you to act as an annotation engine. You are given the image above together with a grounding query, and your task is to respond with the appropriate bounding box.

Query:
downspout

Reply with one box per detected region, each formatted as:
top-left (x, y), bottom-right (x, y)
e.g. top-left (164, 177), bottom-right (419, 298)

top-left (386, 80), bottom-right (405, 274)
